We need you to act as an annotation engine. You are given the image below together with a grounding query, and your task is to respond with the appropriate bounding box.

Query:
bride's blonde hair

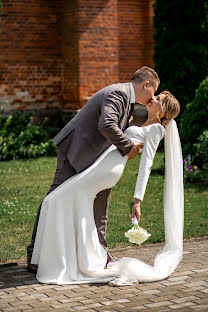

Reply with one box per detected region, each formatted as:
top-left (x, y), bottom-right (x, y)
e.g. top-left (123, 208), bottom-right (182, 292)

top-left (160, 91), bottom-right (180, 126)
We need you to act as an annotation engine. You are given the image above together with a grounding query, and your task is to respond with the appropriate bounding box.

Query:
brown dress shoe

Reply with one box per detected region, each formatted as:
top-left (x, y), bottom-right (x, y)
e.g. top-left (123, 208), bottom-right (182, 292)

top-left (106, 251), bottom-right (118, 266)
top-left (27, 263), bottom-right (38, 274)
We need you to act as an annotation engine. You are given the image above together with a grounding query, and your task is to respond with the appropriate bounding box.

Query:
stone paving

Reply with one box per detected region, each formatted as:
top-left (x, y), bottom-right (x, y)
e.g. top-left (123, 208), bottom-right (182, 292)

top-left (0, 237), bottom-right (208, 312)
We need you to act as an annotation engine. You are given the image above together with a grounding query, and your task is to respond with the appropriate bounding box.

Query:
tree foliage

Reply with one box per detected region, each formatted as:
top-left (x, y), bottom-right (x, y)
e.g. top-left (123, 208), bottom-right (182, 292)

top-left (180, 76), bottom-right (208, 156)
top-left (153, 0), bottom-right (208, 115)
top-left (194, 130), bottom-right (208, 171)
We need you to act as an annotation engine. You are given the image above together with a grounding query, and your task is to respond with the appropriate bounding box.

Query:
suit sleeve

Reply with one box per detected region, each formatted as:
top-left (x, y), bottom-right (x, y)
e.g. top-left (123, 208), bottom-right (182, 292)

top-left (134, 125), bottom-right (165, 200)
top-left (98, 90), bottom-right (134, 156)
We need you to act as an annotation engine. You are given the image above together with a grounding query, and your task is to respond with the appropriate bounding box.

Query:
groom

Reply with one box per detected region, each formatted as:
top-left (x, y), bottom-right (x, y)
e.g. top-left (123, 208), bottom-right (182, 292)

top-left (27, 66), bottom-right (160, 273)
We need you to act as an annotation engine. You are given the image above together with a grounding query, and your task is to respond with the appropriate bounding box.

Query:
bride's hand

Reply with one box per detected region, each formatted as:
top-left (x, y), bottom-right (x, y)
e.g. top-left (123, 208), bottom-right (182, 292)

top-left (130, 199), bottom-right (141, 223)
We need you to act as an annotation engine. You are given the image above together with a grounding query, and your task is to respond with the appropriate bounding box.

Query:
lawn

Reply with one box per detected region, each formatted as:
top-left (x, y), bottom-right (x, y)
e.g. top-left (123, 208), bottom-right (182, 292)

top-left (0, 152), bottom-right (208, 262)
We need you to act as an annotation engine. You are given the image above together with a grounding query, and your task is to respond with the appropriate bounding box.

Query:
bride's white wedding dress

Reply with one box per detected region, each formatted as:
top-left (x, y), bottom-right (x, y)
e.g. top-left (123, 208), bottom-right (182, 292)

top-left (31, 122), bottom-right (184, 285)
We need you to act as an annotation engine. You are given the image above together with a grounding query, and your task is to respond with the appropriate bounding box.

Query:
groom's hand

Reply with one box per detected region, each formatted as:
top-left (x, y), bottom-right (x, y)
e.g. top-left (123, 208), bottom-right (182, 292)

top-left (130, 199), bottom-right (141, 223)
top-left (127, 142), bottom-right (143, 160)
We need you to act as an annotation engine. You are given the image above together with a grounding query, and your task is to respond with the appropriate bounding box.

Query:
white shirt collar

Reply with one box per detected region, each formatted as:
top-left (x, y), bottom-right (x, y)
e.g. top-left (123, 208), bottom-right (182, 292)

top-left (129, 82), bottom-right (135, 104)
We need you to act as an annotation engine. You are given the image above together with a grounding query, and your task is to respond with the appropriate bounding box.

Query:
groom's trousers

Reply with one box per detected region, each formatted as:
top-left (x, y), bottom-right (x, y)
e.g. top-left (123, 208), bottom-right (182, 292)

top-left (27, 148), bottom-right (111, 264)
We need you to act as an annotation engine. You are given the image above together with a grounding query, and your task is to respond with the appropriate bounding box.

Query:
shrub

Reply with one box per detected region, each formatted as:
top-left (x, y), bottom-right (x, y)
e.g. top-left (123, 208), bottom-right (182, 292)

top-left (193, 130), bottom-right (208, 172)
top-left (180, 76), bottom-right (208, 156)
top-left (153, 0), bottom-right (208, 116)
top-left (183, 154), bottom-right (207, 184)
top-left (0, 111), bottom-right (56, 160)
top-left (183, 130), bottom-right (208, 184)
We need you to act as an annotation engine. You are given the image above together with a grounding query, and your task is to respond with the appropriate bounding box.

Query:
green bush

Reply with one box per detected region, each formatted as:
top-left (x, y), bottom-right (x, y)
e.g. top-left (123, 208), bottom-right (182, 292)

top-left (193, 130), bottom-right (208, 172)
top-left (183, 131), bottom-right (208, 184)
top-left (0, 111), bottom-right (56, 160)
top-left (180, 77), bottom-right (208, 156)
top-left (183, 154), bottom-right (207, 184)
top-left (153, 0), bottom-right (208, 115)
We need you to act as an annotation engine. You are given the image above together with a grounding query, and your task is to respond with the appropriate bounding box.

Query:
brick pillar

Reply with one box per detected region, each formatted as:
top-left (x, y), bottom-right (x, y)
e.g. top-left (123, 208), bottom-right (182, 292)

top-left (78, 0), bottom-right (119, 108)
top-left (61, 0), bottom-right (155, 110)
top-left (118, 0), bottom-right (155, 82)
top-left (61, 0), bottom-right (80, 110)
top-left (142, 0), bottom-right (155, 67)
top-left (62, 0), bottom-right (119, 110)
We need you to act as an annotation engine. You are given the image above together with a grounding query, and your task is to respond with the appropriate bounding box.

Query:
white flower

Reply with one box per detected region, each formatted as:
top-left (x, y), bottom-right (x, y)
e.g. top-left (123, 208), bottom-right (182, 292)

top-left (125, 225), bottom-right (151, 245)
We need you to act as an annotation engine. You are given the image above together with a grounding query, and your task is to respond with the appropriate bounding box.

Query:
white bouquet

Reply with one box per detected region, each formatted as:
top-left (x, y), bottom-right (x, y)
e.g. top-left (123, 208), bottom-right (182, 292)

top-left (125, 215), bottom-right (151, 245)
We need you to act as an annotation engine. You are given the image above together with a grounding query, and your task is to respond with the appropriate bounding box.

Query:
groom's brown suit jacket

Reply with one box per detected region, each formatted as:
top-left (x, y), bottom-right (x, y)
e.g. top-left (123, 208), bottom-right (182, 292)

top-left (53, 83), bottom-right (134, 173)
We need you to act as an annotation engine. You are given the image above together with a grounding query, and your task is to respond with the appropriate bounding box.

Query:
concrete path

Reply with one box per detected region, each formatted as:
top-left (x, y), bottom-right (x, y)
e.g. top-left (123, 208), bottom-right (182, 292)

top-left (0, 237), bottom-right (208, 312)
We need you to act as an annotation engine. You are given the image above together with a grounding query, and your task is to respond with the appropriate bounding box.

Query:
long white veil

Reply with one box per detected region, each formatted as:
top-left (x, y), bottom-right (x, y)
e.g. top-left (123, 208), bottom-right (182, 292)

top-left (109, 119), bottom-right (184, 284)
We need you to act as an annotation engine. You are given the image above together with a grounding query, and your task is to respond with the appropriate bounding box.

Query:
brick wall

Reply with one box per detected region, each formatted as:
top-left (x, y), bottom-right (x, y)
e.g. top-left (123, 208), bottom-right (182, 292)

top-left (78, 0), bottom-right (119, 108)
top-left (118, 0), bottom-right (155, 82)
top-left (77, 0), bottom-right (155, 108)
top-left (61, 0), bottom-right (79, 110)
top-left (0, 0), bottom-right (155, 112)
top-left (0, 0), bottom-right (62, 110)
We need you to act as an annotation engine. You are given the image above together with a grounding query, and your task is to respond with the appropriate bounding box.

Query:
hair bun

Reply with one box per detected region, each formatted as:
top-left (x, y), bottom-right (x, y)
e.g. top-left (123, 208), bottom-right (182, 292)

top-left (162, 118), bottom-right (171, 126)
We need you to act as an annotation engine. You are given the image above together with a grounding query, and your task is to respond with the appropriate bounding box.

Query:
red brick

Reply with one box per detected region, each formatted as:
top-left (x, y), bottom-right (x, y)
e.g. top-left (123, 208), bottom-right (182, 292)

top-left (1, 0), bottom-right (155, 111)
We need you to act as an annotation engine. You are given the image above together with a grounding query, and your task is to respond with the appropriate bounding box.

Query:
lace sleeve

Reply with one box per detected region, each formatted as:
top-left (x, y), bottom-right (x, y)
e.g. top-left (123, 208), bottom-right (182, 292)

top-left (134, 124), bottom-right (165, 200)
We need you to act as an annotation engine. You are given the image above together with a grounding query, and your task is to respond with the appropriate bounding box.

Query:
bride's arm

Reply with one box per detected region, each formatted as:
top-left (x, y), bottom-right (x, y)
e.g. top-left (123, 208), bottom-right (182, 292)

top-left (132, 124), bottom-right (165, 222)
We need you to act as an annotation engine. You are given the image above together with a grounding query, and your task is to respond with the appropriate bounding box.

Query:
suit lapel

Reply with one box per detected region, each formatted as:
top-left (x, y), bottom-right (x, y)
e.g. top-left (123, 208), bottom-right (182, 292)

top-left (125, 82), bottom-right (132, 120)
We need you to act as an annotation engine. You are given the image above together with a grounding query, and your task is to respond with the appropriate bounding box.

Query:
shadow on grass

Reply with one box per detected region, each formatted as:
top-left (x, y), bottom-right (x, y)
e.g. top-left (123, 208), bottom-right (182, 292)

top-left (150, 169), bottom-right (208, 194)
top-left (150, 168), bottom-right (165, 175)
top-left (184, 182), bottom-right (208, 193)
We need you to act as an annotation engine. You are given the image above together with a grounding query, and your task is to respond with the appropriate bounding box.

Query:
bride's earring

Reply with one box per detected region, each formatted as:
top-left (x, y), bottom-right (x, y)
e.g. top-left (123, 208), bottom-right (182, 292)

top-left (156, 112), bottom-right (161, 123)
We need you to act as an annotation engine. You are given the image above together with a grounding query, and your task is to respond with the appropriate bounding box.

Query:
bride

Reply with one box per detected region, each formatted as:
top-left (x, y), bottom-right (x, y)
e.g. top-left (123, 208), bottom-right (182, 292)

top-left (31, 91), bottom-right (183, 286)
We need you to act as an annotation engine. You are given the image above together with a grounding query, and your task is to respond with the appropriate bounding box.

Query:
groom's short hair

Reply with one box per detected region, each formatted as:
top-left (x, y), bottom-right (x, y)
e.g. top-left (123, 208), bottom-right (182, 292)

top-left (131, 66), bottom-right (160, 86)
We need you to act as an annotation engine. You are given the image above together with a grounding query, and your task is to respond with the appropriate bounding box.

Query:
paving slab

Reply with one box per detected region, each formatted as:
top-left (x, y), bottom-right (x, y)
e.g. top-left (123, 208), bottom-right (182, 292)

top-left (0, 237), bottom-right (207, 312)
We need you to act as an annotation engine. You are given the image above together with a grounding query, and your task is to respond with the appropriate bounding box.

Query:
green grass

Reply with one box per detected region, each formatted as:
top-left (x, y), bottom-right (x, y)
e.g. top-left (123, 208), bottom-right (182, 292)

top-left (0, 157), bottom-right (56, 262)
top-left (0, 152), bottom-right (208, 262)
top-left (108, 153), bottom-right (208, 248)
